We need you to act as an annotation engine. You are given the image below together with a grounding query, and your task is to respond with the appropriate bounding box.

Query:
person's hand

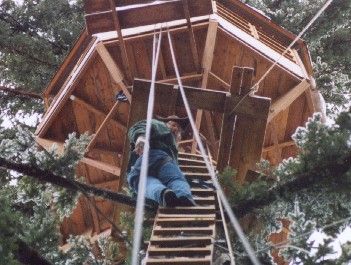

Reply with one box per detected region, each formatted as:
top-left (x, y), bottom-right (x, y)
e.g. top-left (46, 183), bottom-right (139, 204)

top-left (134, 136), bottom-right (145, 156)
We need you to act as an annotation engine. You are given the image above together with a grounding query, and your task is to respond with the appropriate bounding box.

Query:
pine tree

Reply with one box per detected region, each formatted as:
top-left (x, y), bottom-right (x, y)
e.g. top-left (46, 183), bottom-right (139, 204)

top-left (244, 0), bottom-right (351, 113)
top-left (0, 0), bottom-right (350, 264)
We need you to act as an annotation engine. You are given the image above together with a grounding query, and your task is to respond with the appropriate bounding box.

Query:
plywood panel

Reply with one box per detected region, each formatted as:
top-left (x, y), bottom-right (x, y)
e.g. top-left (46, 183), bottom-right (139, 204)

top-left (85, 0), bottom-right (212, 34)
top-left (46, 101), bottom-right (79, 141)
top-left (131, 40), bottom-right (152, 79)
top-left (284, 95), bottom-right (306, 140)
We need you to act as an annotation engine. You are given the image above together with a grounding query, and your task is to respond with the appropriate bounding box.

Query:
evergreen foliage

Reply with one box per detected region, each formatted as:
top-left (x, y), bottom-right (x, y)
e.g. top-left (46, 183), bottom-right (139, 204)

top-left (0, 0), bottom-right (83, 117)
top-left (244, 0), bottom-right (351, 113)
top-left (219, 110), bottom-right (351, 263)
top-left (0, 0), bottom-right (350, 264)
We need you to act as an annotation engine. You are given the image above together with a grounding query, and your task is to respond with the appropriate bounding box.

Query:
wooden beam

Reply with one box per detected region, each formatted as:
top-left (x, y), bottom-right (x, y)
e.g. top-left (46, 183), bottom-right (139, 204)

top-left (269, 121), bottom-right (282, 165)
top-left (95, 43), bottom-right (131, 102)
top-left (35, 137), bottom-right (121, 176)
top-left (35, 38), bottom-right (98, 137)
top-left (94, 179), bottom-right (119, 189)
top-left (104, 22), bottom-right (209, 45)
top-left (81, 157), bottom-right (121, 176)
top-left (182, 0), bottom-right (201, 71)
top-left (86, 101), bottom-right (121, 153)
top-left (43, 30), bottom-right (93, 98)
top-left (263, 140), bottom-right (295, 153)
top-left (158, 73), bottom-right (203, 84)
top-left (69, 95), bottom-right (126, 132)
top-left (228, 67), bottom-right (271, 182)
top-left (85, 0), bottom-right (213, 34)
top-left (192, 21), bottom-right (219, 153)
top-left (292, 49), bottom-right (308, 78)
top-left (217, 67), bottom-right (254, 171)
top-left (209, 71), bottom-right (230, 90)
top-left (268, 79), bottom-right (310, 122)
top-left (85, 196), bottom-right (101, 234)
top-left (108, 0), bottom-right (133, 82)
top-left (36, 137), bottom-right (121, 158)
top-left (133, 79), bottom-right (228, 113)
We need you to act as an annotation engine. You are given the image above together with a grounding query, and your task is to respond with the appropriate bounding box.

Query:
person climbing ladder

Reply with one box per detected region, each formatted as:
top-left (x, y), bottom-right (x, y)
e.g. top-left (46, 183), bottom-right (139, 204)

top-left (127, 115), bottom-right (196, 207)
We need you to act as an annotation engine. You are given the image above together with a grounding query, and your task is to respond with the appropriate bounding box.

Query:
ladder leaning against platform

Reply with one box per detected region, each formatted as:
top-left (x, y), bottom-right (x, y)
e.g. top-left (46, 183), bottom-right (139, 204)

top-left (145, 151), bottom-right (217, 265)
top-left (120, 64), bottom-right (270, 264)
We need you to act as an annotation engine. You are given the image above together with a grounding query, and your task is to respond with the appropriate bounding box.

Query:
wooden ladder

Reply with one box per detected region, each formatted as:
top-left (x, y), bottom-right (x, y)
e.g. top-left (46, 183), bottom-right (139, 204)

top-left (144, 152), bottom-right (217, 265)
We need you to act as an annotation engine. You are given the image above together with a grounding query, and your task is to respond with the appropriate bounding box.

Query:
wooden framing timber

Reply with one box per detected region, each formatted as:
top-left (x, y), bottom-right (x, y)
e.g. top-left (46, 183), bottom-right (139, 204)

top-left (226, 67), bottom-right (271, 182)
top-left (86, 101), bottom-right (122, 153)
top-left (263, 140), bottom-right (295, 153)
top-left (69, 95), bottom-right (126, 132)
top-left (108, 0), bottom-right (133, 82)
top-left (268, 79), bottom-right (310, 122)
top-left (81, 157), bottom-right (121, 176)
top-left (35, 137), bottom-right (121, 177)
top-left (85, 0), bottom-right (213, 35)
top-left (95, 43), bottom-right (132, 101)
top-left (209, 71), bottom-right (230, 90)
top-left (35, 38), bottom-right (99, 137)
top-left (103, 21), bottom-right (209, 46)
top-left (43, 29), bottom-right (94, 99)
top-left (84, 1), bottom-right (153, 13)
top-left (193, 20), bottom-right (219, 153)
top-left (217, 67), bottom-right (254, 171)
top-left (158, 73), bottom-right (203, 84)
top-left (182, 0), bottom-right (201, 71)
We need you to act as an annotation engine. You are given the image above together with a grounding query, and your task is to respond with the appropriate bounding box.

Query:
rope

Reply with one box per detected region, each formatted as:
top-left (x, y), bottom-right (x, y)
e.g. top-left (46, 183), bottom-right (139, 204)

top-left (130, 28), bottom-right (163, 265)
top-left (229, 0), bottom-right (334, 116)
top-left (206, 143), bottom-right (236, 265)
top-left (167, 30), bottom-right (262, 265)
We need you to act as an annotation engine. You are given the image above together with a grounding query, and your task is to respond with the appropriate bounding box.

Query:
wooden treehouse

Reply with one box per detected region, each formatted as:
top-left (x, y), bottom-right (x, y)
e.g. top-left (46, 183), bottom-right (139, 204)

top-left (35, 0), bottom-right (325, 263)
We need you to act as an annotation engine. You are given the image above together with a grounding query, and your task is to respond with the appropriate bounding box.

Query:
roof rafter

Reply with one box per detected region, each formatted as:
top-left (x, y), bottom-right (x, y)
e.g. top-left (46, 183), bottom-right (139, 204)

top-left (268, 79), bottom-right (310, 122)
top-left (95, 43), bottom-right (132, 102)
top-left (69, 95), bottom-right (126, 133)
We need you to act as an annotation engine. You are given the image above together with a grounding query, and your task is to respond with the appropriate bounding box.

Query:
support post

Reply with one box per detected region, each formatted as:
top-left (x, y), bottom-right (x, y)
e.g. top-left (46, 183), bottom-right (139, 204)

top-left (192, 21), bottom-right (218, 153)
top-left (217, 67), bottom-right (254, 172)
top-left (182, 0), bottom-right (201, 72)
top-left (108, 0), bottom-right (133, 82)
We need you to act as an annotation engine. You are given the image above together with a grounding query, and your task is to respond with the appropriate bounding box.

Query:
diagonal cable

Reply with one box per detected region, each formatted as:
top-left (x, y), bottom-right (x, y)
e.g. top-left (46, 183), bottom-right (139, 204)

top-left (229, 0), bottom-right (334, 116)
top-left (167, 30), bottom-right (262, 265)
top-left (131, 28), bottom-right (163, 265)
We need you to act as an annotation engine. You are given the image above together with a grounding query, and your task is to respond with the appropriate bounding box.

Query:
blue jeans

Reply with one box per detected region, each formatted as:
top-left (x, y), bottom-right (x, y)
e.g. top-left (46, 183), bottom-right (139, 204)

top-left (127, 149), bottom-right (193, 205)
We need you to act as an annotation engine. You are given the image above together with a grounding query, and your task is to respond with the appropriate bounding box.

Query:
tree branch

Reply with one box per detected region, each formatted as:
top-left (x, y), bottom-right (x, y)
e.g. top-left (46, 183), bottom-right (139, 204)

top-left (233, 153), bottom-right (351, 217)
top-left (0, 13), bottom-right (68, 53)
top-left (16, 239), bottom-right (53, 265)
top-left (0, 157), bottom-right (154, 211)
top-left (0, 42), bottom-right (58, 67)
top-left (0, 85), bottom-right (43, 100)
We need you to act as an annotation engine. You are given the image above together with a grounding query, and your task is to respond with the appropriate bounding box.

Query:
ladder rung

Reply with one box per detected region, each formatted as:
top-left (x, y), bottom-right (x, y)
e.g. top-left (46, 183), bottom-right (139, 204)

top-left (179, 165), bottom-right (208, 172)
top-left (146, 257), bottom-right (211, 265)
top-left (195, 199), bottom-right (216, 206)
top-left (150, 237), bottom-right (212, 247)
top-left (148, 246), bottom-right (212, 256)
top-left (178, 157), bottom-right (206, 165)
top-left (153, 226), bottom-right (214, 236)
top-left (155, 218), bottom-right (215, 227)
top-left (158, 206), bottom-right (215, 215)
top-left (186, 176), bottom-right (211, 181)
top-left (157, 213), bottom-right (216, 218)
top-left (191, 188), bottom-right (215, 196)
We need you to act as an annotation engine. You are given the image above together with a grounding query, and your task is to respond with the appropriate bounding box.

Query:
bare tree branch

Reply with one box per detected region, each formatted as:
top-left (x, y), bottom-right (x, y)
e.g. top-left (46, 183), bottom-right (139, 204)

top-left (233, 153), bottom-right (351, 217)
top-left (0, 157), bottom-right (154, 211)
top-left (0, 85), bottom-right (42, 100)
top-left (16, 239), bottom-right (53, 265)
